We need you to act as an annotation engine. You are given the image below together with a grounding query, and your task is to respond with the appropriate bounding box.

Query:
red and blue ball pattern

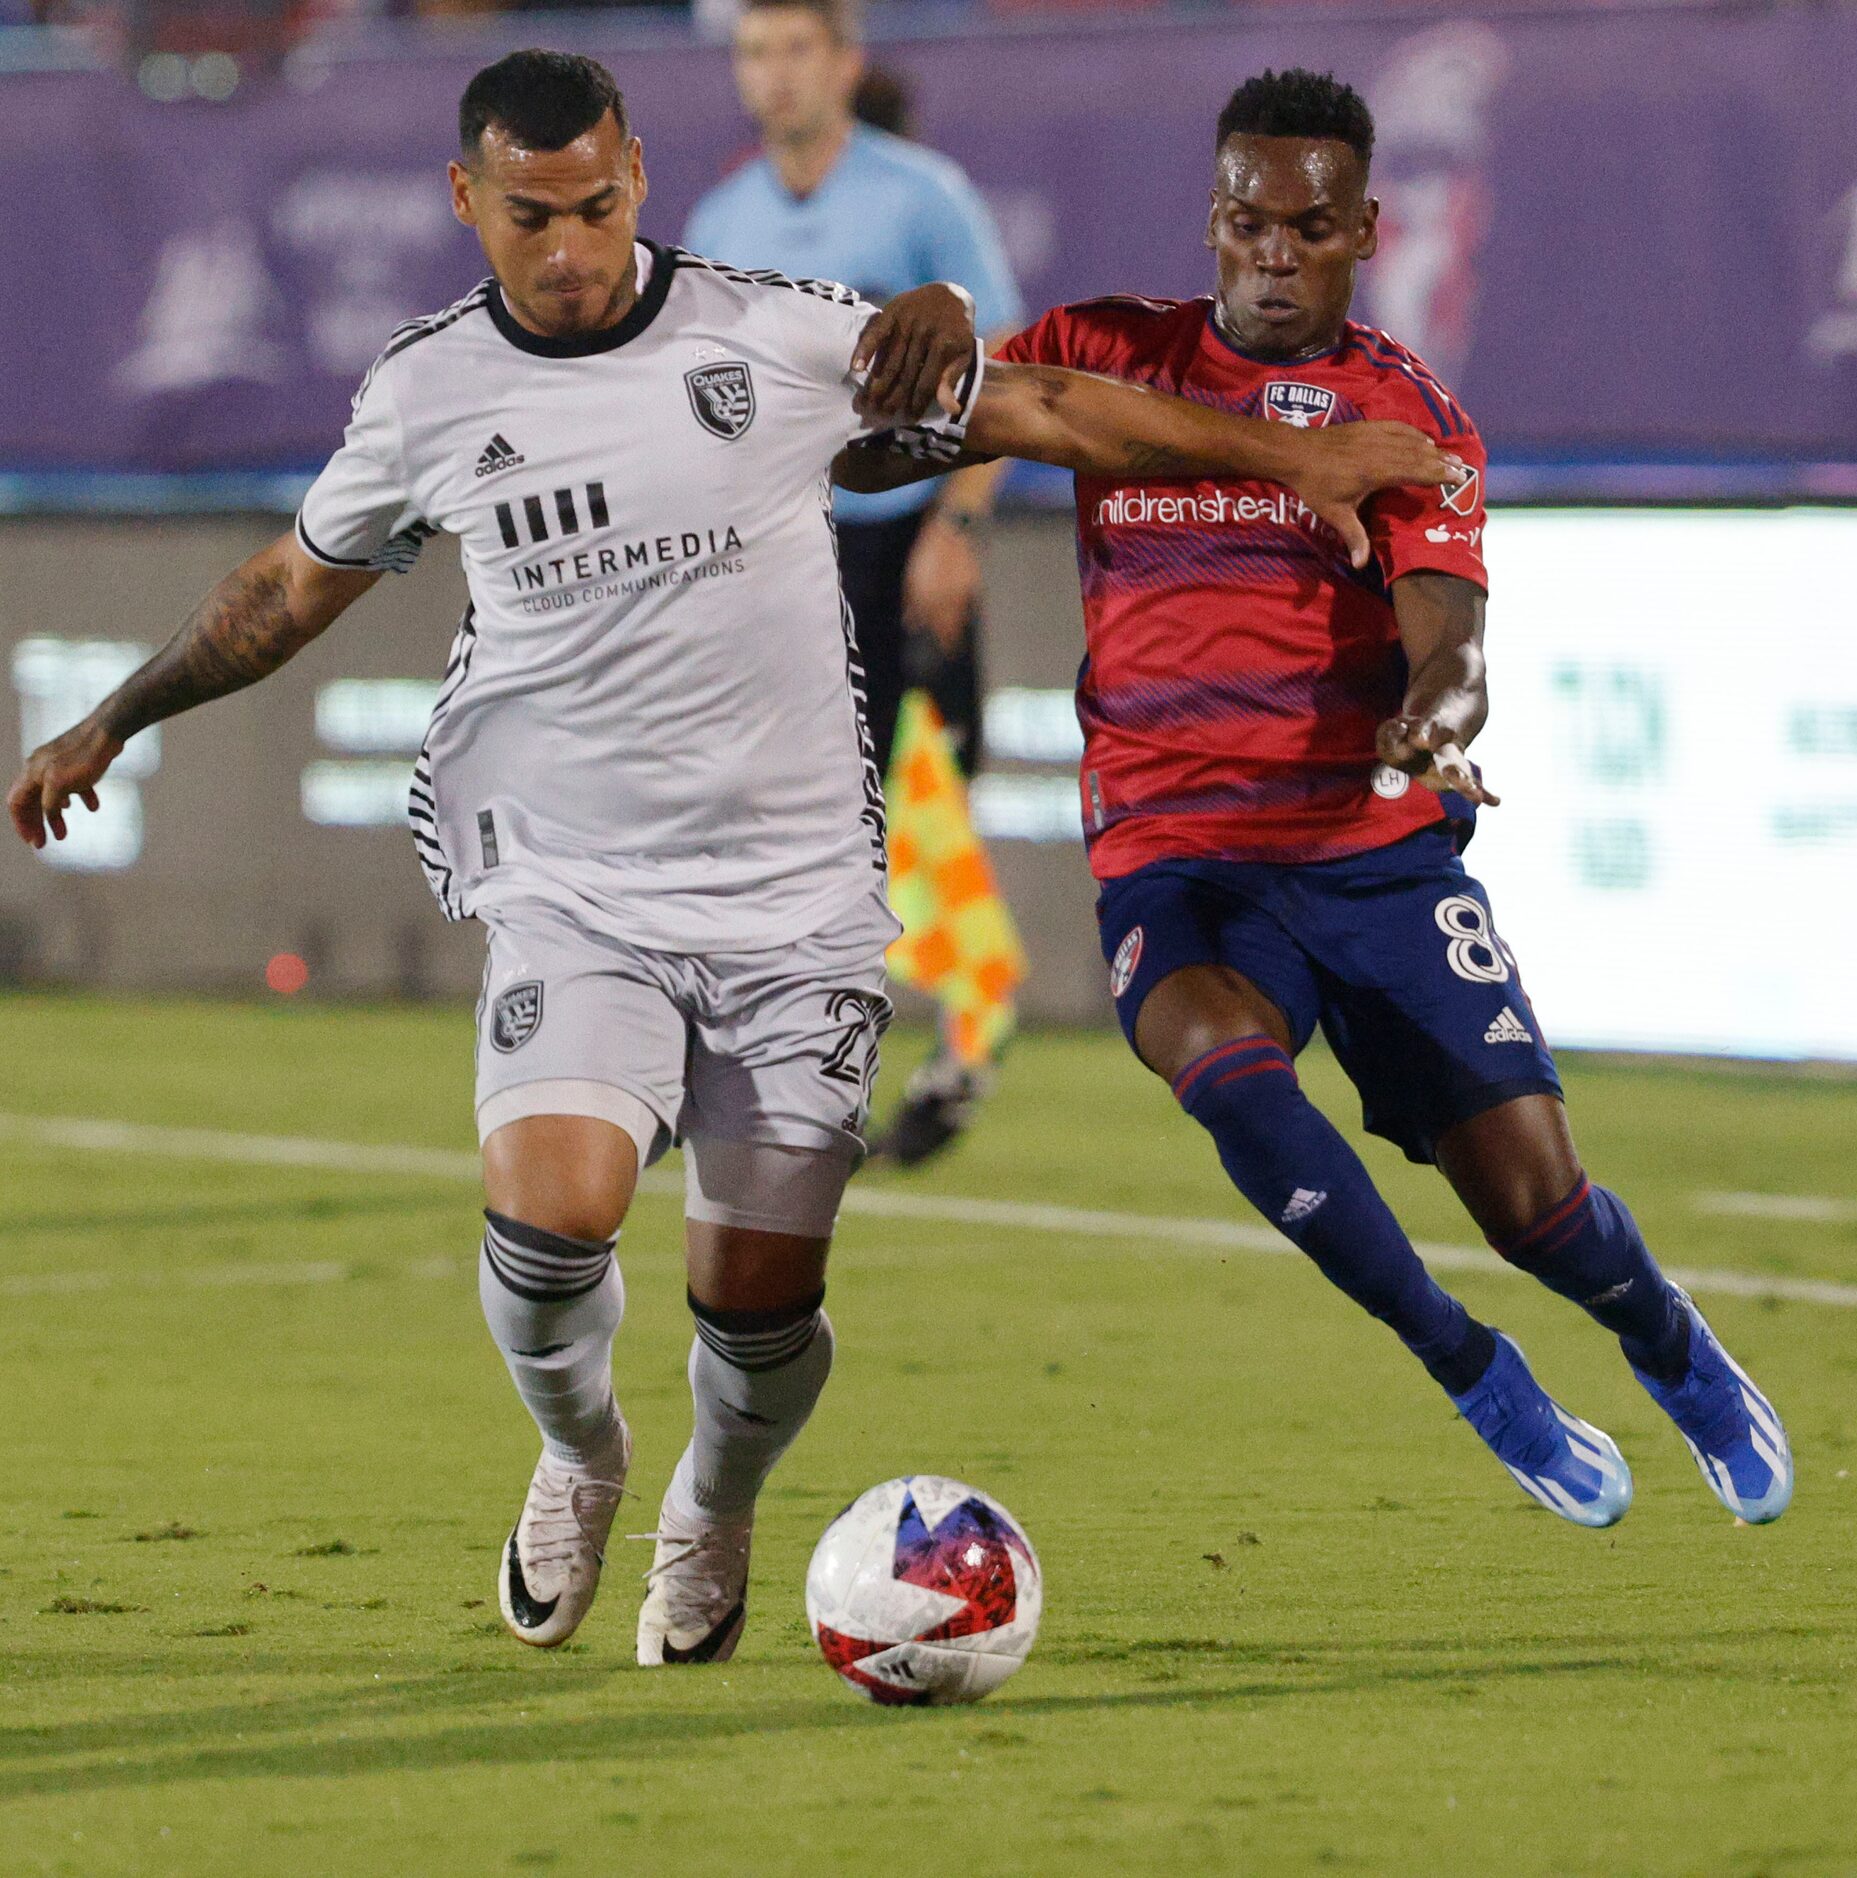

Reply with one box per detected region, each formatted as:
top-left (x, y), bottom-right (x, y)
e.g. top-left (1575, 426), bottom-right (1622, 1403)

top-left (809, 1478), bottom-right (1041, 1706)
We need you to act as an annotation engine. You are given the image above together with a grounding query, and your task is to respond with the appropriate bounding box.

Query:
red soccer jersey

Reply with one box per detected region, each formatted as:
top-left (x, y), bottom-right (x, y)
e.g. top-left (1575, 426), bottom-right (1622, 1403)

top-left (996, 295), bottom-right (1489, 877)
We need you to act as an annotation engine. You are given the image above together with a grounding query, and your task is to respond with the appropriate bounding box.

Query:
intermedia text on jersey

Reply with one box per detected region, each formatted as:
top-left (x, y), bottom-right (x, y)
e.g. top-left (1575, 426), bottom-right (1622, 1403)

top-left (507, 523), bottom-right (748, 610)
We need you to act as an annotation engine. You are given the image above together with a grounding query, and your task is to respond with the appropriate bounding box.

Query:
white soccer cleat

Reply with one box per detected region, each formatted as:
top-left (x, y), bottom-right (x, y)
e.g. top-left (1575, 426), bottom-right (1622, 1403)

top-left (635, 1496), bottom-right (753, 1666)
top-left (497, 1420), bottom-right (632, 1649)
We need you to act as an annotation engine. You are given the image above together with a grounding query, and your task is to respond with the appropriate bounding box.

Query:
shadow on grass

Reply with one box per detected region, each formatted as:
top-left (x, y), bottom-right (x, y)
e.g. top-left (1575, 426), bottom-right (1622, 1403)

top-left (1039, 1616), bottom-right (1854, 1669)
top-left (3, 1617), bottom-right (1839, 1800)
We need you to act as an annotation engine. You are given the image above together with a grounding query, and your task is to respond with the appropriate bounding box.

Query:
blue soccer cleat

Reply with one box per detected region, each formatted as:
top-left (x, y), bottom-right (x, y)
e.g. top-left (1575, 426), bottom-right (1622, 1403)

top-left (1452, 1333), bottom-right (1634, 1527)
top-left (1632, 1291), bottom-right (1793, 1525)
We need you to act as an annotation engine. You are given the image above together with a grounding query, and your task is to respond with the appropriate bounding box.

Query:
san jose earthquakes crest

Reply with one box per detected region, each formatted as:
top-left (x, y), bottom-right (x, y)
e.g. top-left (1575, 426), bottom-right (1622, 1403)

top-left (490, 981), bottom-right (543, 1053)
top-left (685, 361), bottom-right (756, 440)
top-left (1263, 381), bottom-right (1337, 428)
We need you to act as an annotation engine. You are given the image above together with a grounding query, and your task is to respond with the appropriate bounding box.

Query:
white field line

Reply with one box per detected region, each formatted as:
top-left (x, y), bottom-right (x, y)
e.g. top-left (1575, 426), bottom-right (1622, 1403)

top-left (4, 1111), bottom-right (1855, 1311)
top-left (1694, 1190), bottom-right (1857, 1225)
top-left (1, 1115), bottom-right (483, 1183)
top-left (828, 1185), bottom-right (1857, 1309)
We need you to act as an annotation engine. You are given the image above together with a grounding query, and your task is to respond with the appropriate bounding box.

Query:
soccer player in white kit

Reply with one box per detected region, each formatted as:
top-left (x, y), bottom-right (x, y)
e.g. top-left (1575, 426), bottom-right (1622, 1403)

top-left (10, 50), bottom-right (1467, 1665)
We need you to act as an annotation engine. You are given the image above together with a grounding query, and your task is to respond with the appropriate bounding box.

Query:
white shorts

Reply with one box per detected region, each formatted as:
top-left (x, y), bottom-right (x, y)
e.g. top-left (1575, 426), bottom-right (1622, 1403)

top-left (474, 886), bottom-right (895, 1193)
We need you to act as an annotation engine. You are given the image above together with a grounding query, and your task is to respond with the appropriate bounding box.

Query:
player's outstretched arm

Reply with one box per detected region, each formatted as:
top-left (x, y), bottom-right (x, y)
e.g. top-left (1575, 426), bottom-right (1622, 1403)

top-left (836, 360), bottom-right (1467, 568)
top-left (1376, 571), bottom-right (1499, 807)
top-left (964, 362), bottom-right (1465, 569)
top-left (7, 533), bottom-right (378, 849)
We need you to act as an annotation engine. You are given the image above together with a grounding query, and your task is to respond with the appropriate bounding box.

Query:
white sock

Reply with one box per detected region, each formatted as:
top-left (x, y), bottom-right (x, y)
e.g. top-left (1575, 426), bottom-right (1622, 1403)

top-left (479, 1210), bottom-right (624, 1469)
top-left (667, 1292), bottom-right (834, 1524)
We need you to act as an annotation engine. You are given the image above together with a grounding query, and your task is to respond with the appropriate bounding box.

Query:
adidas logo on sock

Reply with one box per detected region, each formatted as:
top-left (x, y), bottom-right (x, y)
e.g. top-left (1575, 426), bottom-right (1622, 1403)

top-left (1281, 1187), bottom-right (1328, 1225)
top-left (1484, 1005), bottom-right (1533, 1045)
top-left (474, 433), bottom-right (525, 478)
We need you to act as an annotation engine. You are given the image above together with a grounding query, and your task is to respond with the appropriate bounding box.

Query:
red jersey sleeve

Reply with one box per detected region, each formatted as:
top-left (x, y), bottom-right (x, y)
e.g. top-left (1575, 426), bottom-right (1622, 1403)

top-left (994, 303), bottom-right (1077, 368)
top-left (994, 297), bottom-right (1169, 375)
top-left (1361, 379), bottom-right (1490, 594)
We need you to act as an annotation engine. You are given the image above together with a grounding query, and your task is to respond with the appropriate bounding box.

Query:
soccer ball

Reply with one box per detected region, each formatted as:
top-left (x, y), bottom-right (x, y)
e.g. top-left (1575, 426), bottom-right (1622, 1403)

top-left (804, 1475), bottom-right (1042, 1705)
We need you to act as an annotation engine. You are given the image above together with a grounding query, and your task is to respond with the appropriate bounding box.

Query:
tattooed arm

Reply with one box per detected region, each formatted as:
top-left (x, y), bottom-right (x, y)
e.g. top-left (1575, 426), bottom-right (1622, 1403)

top-left (8, 531), bottom-right (378, 849)
top-left (836, 360), bottom-right (1467, 570)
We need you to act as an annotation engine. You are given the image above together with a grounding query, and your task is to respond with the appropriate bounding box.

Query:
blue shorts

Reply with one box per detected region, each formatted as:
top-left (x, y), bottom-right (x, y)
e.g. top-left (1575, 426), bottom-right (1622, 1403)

top-left (1096, 828), bottom-right (1561, 1164)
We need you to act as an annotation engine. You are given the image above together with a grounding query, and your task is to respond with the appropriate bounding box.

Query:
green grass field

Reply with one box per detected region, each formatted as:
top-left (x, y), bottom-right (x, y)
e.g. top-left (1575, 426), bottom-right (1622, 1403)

top-left (2, 991), bottom-right (1854, 1877)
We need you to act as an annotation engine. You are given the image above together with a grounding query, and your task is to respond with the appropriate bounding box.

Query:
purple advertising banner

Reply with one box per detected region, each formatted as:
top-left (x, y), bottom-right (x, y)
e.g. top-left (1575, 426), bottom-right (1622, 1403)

top-left (4, 6), bottom-right (1855, 475)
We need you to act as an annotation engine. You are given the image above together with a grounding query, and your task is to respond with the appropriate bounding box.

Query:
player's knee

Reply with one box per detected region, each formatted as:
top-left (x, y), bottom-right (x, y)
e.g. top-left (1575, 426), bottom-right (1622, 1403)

top-left (1133, 966), bottom-right (1290, 1084)
top-left (1482, 1167), bottom-right (1594, 1259)
top-left (481, 1114), bottom-right (640, 1242)
top-left (1439, 1097), bottom-right (1584, 1247)
top-left (524, 1194), bottom-right (627, 1245)
top-left (478, 1171), bottom-right (623, 1246)
top-left (483, 1171), bottom-right (629, 1245)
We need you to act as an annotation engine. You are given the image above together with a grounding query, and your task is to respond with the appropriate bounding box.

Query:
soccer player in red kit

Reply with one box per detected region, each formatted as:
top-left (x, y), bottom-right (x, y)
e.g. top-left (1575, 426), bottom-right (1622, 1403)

top-left (940, 70), bottom-right (1787, 1525)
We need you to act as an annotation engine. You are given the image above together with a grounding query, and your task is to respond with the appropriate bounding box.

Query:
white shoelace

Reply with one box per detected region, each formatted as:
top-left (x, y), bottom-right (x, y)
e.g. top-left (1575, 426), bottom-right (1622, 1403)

top-left (523, 1464), bottom-right (627, 1573)
top-left (629, 1525), bottom-right (750, 1632)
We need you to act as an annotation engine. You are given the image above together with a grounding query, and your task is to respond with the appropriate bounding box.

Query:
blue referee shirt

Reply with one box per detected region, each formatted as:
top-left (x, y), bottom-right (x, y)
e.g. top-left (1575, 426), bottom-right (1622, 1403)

top-left (684, 123), bottom-right (1025, 523)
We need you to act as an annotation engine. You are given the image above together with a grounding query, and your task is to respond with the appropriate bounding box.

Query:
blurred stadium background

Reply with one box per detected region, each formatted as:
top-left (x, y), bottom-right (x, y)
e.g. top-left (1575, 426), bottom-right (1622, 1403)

top-left (3, 0), bottom-right (1855, 1062)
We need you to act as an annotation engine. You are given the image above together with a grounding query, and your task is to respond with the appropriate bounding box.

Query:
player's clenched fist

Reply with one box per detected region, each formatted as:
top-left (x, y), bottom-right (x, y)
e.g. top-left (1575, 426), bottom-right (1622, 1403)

top-left (7, 719), bottom-right (120, 849)
top-left (1375, 713), bottom-right (1500, 807)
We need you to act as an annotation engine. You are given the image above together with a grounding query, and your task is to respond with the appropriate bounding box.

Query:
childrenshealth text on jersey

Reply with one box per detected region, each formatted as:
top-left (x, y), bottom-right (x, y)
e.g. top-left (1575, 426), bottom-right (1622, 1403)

top-left (995, 295), bottom-right (1489, 876)
top-left (295, 242), bottom-right (977, 953)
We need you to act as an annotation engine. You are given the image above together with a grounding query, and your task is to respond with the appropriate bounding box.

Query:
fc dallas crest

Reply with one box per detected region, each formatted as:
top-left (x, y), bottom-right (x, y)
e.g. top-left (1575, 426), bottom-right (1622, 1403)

top-left (1263, 381), bottom-right (1337, 427)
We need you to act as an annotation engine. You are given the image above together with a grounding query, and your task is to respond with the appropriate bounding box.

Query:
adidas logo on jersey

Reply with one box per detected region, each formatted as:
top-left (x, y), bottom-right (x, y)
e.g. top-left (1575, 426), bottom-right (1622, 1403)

top-left (475, 434), bottom-right (525, 479)
top-left (1484, 1006), bottom-right (1533, 1045)
top-left (1281, 1188), bottom-right (1328, 1225)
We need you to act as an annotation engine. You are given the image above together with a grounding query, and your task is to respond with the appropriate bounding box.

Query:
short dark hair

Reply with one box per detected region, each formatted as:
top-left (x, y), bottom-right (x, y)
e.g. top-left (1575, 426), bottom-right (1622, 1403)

top-left (740, 0), bottom-right (860, 46)
top-left (459, 50), bottom-right (628, 161)
top-left (1215, 69), bottom-right (1374, 167)
top-left (853, 64), bottom-right (912, 138)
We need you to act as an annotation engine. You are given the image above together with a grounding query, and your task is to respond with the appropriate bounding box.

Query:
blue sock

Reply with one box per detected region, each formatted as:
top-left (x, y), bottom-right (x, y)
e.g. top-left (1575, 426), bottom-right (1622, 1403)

top-left (1493, 1177), bottom-right (1689, 1380)
top-left (1174, 1038), bottom-right (1493, 1393)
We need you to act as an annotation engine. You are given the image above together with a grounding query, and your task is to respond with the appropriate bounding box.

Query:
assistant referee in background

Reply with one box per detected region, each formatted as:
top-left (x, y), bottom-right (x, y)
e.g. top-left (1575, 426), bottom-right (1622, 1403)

top-left (686, 0), bottom-right (1025, 1163)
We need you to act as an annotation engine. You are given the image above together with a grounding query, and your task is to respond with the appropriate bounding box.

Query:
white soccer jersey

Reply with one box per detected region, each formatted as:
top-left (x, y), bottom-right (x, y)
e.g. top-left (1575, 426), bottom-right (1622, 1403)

top-left (296, 241), bottom-right (976, 952)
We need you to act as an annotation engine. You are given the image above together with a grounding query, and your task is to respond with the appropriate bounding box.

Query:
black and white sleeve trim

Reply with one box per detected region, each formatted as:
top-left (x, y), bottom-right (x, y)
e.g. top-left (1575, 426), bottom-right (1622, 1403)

top-left (669, 246), bottom-right (862, 307)
top-left (295, 512), bottom-right (434, 577)
top-left (351, 283), bottom-right (492, 412)
top-left (294, 511), bottom-right (373, 570)
top-left (408, 604), bottom-right (479, 921)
